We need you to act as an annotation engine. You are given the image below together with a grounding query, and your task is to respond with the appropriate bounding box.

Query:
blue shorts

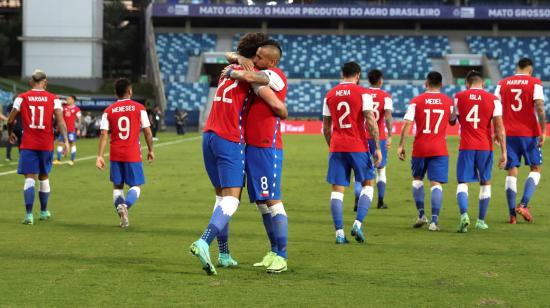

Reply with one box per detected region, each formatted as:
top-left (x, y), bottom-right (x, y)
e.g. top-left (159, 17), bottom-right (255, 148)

top-left (202, 131), bottom-right (245, 188)
top-left (245, 146), bottom-right (283, 203)
top-left (506, 136), bottom-right (542, 169)
top-left (411, 156), bottom-right (449, 183)
top-left (110, 161), bottom-right (145, 186)
top-left (457, 150), bottom-right (493, 183)
top-left (18, 150), bottom-right (53, 175)
top-left (327, 152), bottom-right (375, 186)
top-left (368, 139), bottom-right (387, 168)
top-left (58, 132), bottom-right (77, 143)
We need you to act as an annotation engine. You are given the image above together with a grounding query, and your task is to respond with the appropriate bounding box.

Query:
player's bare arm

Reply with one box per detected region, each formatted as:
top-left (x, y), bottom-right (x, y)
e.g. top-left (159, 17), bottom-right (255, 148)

top-left (323, 116), bottom-right (332, 147)
top-left (0, 112), bottom-right (6, 121)
top-left (6, 108), bottom-right (19, 144)
top-left (228, 69), bottom-right (270, 85)
top-left (255, 86), bottom-right (288, 119)
top-left (398, 120), bottom-right (413, 161)
top-left (96, 130), bottom-right (108, 170)
top-left (365, 110), bottom-right (382, 166)
top-left (225, 52), bottom-right (254, 71)
top-left (535, 99), bottom-right (546, 147)
top-left (384, 109), bottom-right (393, 149)
top-left (493, 116), bottom-right (507, 169)
top-left (449, 106), bottom-right (458, 126)
top-left (54, 108), bottom-right (69, 156)
top-left (143, 126), bottom-right (155, 163)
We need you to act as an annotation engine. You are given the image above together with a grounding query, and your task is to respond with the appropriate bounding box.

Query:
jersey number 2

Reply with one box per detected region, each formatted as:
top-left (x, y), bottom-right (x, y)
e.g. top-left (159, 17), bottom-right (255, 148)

top-left (337, 101), bottom-right (351, 129)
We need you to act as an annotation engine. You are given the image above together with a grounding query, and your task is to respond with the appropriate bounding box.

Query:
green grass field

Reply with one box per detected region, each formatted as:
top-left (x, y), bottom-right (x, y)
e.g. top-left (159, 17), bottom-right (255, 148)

top-left (1, 132), bottom-right (549, 307)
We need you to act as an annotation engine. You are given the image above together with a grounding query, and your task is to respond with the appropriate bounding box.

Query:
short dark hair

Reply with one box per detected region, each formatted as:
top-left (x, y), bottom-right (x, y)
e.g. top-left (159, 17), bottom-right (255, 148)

top-left (115, 78), bottom-right (131, 98)
top-left (517, 57), bottom-right (533, 69)
top-left (426, 71), bottom-right (443, 87)
top-left (237, 32), bottom-right (269, 58)
top-left (465, 70), bottom-right (483, 84)
top-left (260, 39), bottom-right (283, 58)
top-left (342, 61), bottom-right (361, 78)
top-left (368, 69), bottom-right (383, 85)
top-left (68, 95), bottom-right (77, 101)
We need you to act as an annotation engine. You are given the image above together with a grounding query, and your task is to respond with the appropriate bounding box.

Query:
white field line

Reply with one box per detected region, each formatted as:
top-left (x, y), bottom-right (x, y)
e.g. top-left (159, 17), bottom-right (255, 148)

top-left (0, 135), bottom-right (201, 177)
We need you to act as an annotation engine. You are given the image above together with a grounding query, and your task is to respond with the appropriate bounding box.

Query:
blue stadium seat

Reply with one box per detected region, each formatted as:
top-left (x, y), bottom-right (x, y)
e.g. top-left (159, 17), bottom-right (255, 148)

top-left (0, 90), bottom-right (13, 106)
top-left (164, 82), bottom-right (209, 111)
top-left (233, 34), bottom-right (450, 80)
top-left (467, 36), bottom-right (550, 81)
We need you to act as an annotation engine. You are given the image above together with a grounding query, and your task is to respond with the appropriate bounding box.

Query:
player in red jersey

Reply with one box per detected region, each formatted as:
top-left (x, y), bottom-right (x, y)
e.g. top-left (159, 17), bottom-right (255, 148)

top-left (225, 40), bottom-right (289, 273)
top-left (324, 61), bottom-right (382, 244)
top-left (54, 95), bottom-right (81, 165)
top-left (494, 58), bottom-right (546, 223)
top-left (451, 70), bottom-right (507, 232)
top-left (354, 69), bottom-right (393, 210)
top-left (96, 78), bottom-right (154, 228)
top-left (398, 71), bottom-right (453, 231)
top-left (190, 33), bottom-right (286, 276)
top-left (7, 70), bottom-right (69, 224)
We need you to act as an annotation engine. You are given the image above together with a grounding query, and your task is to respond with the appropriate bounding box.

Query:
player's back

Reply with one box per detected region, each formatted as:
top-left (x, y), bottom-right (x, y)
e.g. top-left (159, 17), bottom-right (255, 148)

top-left (364, 87), bottom-right (392, 139)
top-left (408, 92), bottom-right (453, 157)
top-left (324, 82), bottom-right (370, 152)
top-left (103, 99), bottom-right (147, 162)
top-left (245, 67), bottom-right (288, 149)
top-left (455, 88), bottom-right (499, 151)
top-left (15, 89), bottom-right (61, 151)
top-left (496, 74), bottom-right (544, 137)
top-left (204, 65), bottom-right (253, 143)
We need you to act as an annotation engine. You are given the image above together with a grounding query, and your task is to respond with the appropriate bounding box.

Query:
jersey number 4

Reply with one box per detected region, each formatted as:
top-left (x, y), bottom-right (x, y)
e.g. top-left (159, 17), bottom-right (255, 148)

top-left (465, 105), bottom-right (480, 129)
top-left (422, 109), bottom-right (445, 134)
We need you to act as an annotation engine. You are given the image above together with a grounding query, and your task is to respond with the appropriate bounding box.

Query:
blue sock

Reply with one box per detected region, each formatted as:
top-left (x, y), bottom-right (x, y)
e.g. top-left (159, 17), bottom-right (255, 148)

top-left (113, 189), bottom-right (125, 209)
top-left (217, 224), bottom-right (230, 254)
top-left (412, 181), bottom-right (425, 218)
top-left (39, 192), bottom-right (49, 212)
top-left (56, 148), bottom-right (62, 161)
top-left (271, 203), bottom-right (288, 259)
top-left (479, 198), bottom-right (490, 220)
top-left (70, 152), bottom-right (76, 161)
top-left (24, 179), bottom-right (35, 214)
top-left (505, 176), bottom-right (517, 216)
top-left (431, 186), bottom-right (443, 224)
top-left (330, 193), bottom-right (344, 230)
top-left (520, 173), bottom-right (540, 207)
top-left (456, 184), bottom-right (468, 215)
top-left (258, 204), bottom-right (277, 253)
top-left (377, 181), bottom-right (386, 203)
top-left (354, 181), bottom-right (361, 199)
top-left (201, 197), bottom-right (238, 245)
top-left (355, 187), bottom-right (373, 223)
top-left (125, 187), bottom-right (140, 209)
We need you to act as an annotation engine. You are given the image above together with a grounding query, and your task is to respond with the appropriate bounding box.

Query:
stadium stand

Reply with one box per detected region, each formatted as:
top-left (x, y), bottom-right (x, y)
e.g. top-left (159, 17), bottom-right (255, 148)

top-left (467, 36), bottom-right (550, 81)
top-left (164, 82), bottom-right (209, 111)
top-left (0, 89), bottom-right (13, 107)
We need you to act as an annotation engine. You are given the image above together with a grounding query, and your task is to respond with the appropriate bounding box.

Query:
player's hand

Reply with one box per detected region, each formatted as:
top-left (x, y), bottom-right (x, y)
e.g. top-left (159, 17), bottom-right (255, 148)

top-left (498, 154), bottom-right (507, 169)
top-left (96, 156), bottom-right (105, 170)
top-left (8, 133), bottom-right (18, 144)
top-left (76, 129), bottom-right (81, 137)
top-left (398, 145), bottom-right (406, 161)
top-left (493, 136), bottom-right (501, 146)
top-left (386, 136), bottom-right (392, 150)
top-left (374, 149), bottom-right (382, 167)
top-left (147, 151), bottom-right (155, 163)
top-left (538, 134), bottom-right (546, 147)
top-left (220, 66), bottom-right (231, 80)
top-left (238, 56), bottom-right (254, 71)
top-left (63, 141), bottom-right (70, 157)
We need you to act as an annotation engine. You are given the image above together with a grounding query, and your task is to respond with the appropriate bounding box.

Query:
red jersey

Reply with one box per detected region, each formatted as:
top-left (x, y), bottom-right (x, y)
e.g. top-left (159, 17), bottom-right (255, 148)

top-left (495, 74), bottom-right (545, 137)
top-left (404, 91), bottom-right (453, 157)
top-left (364, 87), bottom-right (393, 140)
top-left (455, 88), bottom-right (502, 151)
top-left (245, 67), bottom-right (287, 149)
top-left (100, 99), bottom-right (151, 162)
top-left (13, 89), bottom-right (62, 151)
top-left (204, 65), bottom-right (253, 143)
top-left (63, 104), bottom-right (81, 132)
top-left (324, 82), bottom-right (373, 153)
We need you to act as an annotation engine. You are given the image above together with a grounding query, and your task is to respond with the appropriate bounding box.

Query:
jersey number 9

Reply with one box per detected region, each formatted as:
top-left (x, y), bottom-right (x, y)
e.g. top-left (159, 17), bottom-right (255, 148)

top-left (118, 116), bottom-right (130, 140)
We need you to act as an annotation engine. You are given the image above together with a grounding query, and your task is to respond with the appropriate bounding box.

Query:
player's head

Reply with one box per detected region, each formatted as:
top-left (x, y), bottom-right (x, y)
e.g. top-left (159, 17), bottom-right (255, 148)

top-left (66, 95), bottom-right (76, 105)
top-left (516, 57), bottom-right (533, 75)
top-left (236, 32), bottom-right (269, 59)
top-left (341, 61), bottom-right (361, 84)
top-left (30, 69), bottom-right (47, 89)
top-left (253, 39), bottom-right (282, 69)
top-left (115, 78), bottom-right (132, 99)
top-left (425, 71), bottom-right (443, 90)
top-left (367, 69), bottom-right (383, 87)
top-left (465, 70), bottom-right (484, 89)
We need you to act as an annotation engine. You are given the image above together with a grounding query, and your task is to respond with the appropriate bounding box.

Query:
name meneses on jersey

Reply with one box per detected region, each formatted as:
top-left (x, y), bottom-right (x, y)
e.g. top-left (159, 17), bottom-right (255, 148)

top-left (112, 105), bottom-right (136, 113)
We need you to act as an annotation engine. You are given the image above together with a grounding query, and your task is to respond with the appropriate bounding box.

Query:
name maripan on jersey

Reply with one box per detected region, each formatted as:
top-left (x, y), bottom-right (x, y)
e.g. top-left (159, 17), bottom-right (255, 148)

top-left (336, 89), bottom-right (351, 96)
top-left (112, 105), bottom-right (136, 113)
top-left (506, 79), bottom-right (529, 85)
top-left (28, 96), bottom-right (48, 102)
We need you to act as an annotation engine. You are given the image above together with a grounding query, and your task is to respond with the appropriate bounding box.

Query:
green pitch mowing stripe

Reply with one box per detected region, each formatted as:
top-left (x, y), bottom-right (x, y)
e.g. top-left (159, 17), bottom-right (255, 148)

top-left (0, 133), bottom-right (549, 306)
